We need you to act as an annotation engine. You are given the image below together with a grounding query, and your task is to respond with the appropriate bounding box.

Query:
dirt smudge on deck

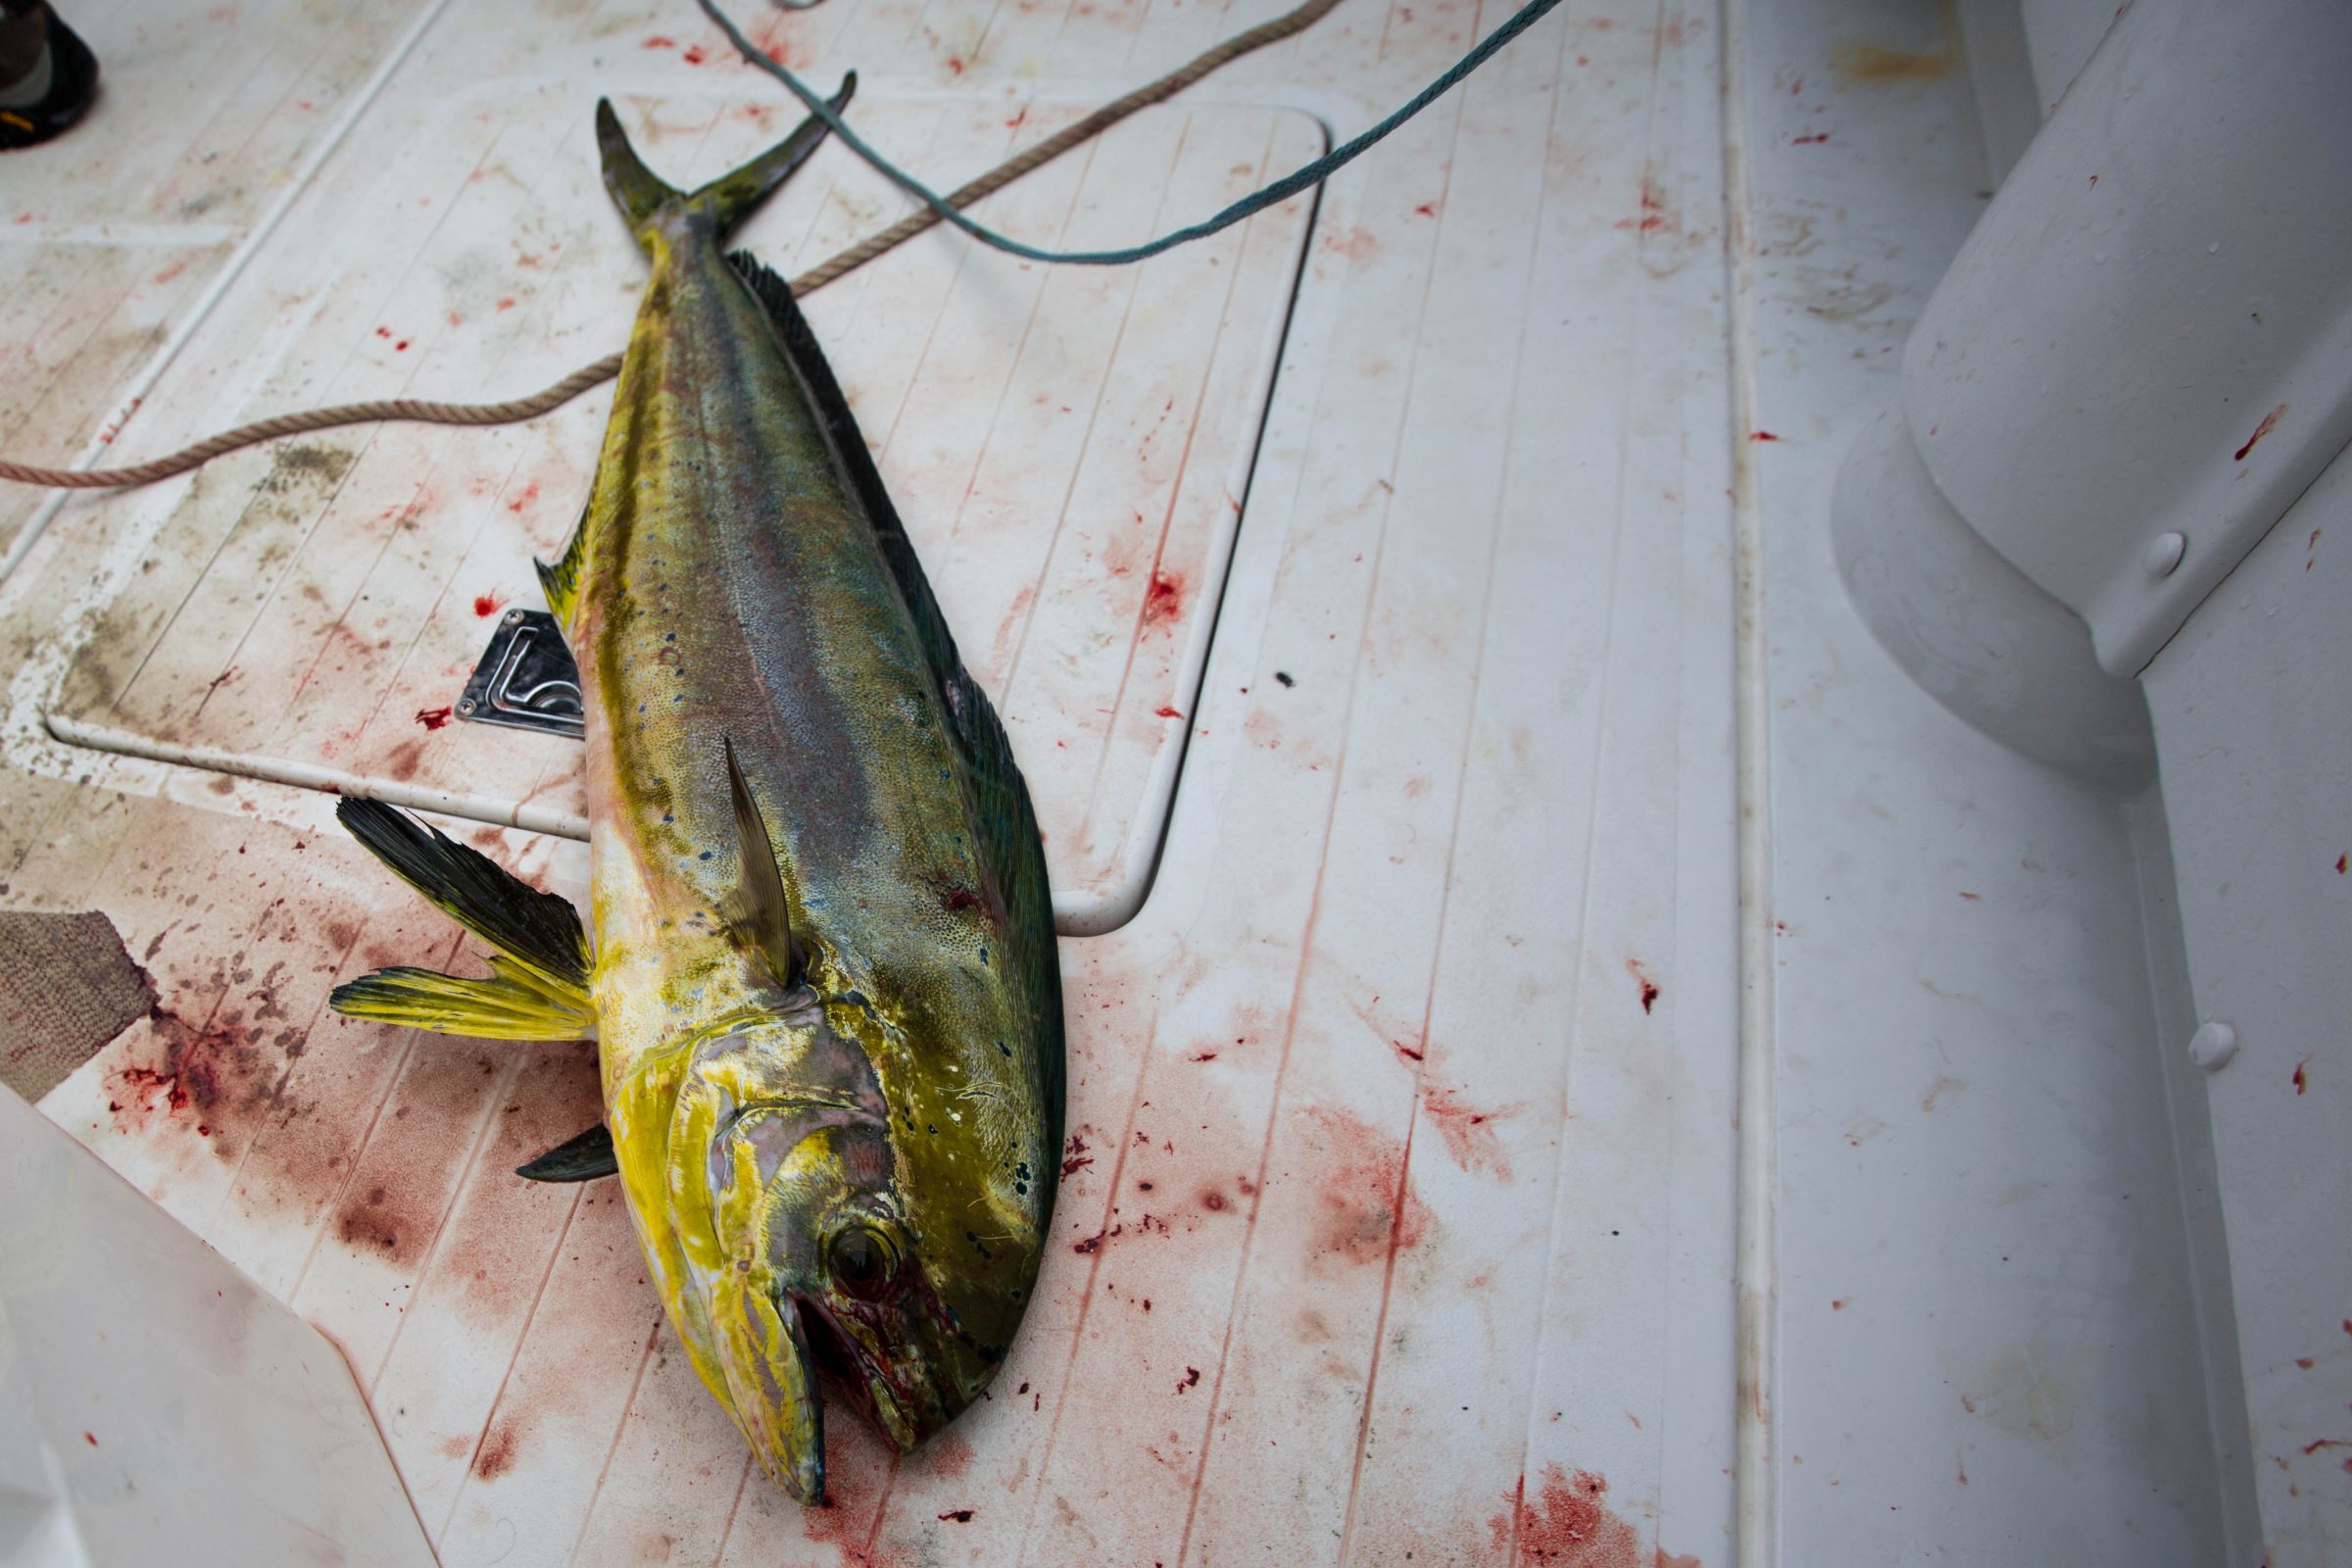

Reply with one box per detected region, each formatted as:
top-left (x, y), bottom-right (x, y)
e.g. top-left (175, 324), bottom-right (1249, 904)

top-left (1299, 1105), bottom-right (1431, 1271)
top-left (470, 1420), bottom-right (520, 1480)
top-left (1827, 39), bottom-right (1955, 86)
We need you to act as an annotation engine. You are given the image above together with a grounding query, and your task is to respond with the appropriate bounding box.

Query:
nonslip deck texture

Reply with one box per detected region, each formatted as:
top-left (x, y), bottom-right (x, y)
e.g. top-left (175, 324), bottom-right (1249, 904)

top-left (0, 0), bottom-right (2166, 1563)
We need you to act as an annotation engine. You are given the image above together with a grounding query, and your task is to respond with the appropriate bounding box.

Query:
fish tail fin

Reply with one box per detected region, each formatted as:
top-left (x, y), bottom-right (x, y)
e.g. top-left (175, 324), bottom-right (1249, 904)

top-left (595, 74), bottom-right (856, 249)
top-left (691, 72), bottom-right (855, 234)
top-left (595, 98), bottom-right (682, 240)
top-left (327, 799), bottom-right (596, 1040)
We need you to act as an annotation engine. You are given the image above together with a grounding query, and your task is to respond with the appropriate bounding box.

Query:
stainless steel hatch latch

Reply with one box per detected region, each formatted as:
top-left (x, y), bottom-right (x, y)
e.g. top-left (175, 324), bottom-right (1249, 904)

top-left (457, 608), bottom-right (584, 738)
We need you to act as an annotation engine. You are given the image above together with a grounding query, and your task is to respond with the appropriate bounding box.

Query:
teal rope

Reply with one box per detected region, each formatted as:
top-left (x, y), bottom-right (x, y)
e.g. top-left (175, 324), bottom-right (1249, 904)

top-left (696, 0), bottom-right (1565, 266)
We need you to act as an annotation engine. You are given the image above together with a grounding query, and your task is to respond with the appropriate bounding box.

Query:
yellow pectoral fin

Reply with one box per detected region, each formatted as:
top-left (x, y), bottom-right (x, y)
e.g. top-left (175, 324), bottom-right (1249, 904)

top-left (330, 965), bottom-right (595, 1041)
top-left (335, 797), bottom-right (592, 1008)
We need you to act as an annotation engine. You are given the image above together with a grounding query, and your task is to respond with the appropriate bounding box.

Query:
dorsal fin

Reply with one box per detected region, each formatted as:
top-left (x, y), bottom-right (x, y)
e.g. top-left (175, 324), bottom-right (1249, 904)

top-left (333, 798), bottom-right (592, 1006)
top-left (724, 735), bottom-right (806, 988)
top-left (725, 250), bottom-right (1062, 1123)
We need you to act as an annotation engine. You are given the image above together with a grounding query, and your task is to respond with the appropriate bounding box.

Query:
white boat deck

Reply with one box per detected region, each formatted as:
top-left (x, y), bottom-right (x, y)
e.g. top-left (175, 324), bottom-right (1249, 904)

top-left (0, 0), bottom-right (2263, 1562)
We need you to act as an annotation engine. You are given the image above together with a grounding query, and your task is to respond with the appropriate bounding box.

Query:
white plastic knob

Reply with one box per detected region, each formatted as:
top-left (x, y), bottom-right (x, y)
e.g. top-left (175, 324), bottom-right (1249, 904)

top-left (2188, 1019), bottom-right (2238, 1071)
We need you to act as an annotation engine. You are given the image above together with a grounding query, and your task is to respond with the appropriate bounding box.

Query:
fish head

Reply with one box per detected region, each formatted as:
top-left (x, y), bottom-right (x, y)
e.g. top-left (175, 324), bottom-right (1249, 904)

top-left (678, 1006), bottom-right (990, 1503)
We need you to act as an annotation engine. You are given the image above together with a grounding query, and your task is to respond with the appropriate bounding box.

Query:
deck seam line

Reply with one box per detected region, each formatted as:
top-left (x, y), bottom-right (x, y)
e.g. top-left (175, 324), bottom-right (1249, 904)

top-left (1070, 117), bottom-right (1243, 829)
top-left (366, 1051), bottom-right (531, 1389)
top-left (1716, 0), bottom-right (1776, 1560)
top-left (439, 1179), bottom-right (589, 1538)
top-left (565, 1314), bottom-right (670, 1567)
top-left (1331, 9), bottom-right (1533, 1552)
top-left (1504, 0), bottom-right (1666, 1558)
top-left (1169, 52), bottom-right (1454, 1564)
top-left (1004, 990), bottom-right (1163, 1567)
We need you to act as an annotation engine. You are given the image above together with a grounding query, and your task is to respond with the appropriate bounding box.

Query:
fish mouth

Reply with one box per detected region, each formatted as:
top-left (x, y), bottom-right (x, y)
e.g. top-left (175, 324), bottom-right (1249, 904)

top-left (710, 1277), bottom-right (931, 1503)
top-left (798, 1294), bottom-right (921, 1452)
top-left (714, 1281), bottom-right (826, 1503)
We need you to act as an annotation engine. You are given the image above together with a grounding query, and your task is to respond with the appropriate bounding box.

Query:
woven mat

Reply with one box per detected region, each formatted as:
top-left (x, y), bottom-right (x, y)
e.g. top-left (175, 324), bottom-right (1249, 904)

top-left (0, 909), bottom-right (156, 1102)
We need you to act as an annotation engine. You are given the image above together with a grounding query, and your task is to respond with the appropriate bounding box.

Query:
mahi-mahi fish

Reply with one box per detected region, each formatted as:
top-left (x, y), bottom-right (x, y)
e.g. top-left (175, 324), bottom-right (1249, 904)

top-left (325, 79), bottom-right (1064, 1503)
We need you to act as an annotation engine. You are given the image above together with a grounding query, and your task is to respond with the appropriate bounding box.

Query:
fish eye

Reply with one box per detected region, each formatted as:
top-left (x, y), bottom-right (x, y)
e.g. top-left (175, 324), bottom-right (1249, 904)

top-left (828, 1225), bottom-right (899, 1298)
